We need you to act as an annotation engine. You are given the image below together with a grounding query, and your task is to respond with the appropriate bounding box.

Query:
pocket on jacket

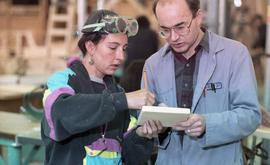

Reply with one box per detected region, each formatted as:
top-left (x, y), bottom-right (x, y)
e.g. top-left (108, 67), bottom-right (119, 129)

top-left (84, 154), bottom-right (122, 165)
top-left (202, 89), bottom-right (227, 113)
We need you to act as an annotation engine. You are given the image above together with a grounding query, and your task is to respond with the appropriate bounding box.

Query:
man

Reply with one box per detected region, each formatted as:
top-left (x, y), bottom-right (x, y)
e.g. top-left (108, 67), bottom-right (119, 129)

top-left (142, 0), bottom-right (261, 164)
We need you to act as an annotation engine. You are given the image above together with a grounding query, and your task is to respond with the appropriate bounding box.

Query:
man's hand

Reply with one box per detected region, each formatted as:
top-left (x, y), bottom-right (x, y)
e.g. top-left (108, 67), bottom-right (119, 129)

top-left (136, 120), bottom-right (164, 139)
top-left (172, 114), bottom-right (205, 137)
top-left (126, 89), bottom-right (155, 109)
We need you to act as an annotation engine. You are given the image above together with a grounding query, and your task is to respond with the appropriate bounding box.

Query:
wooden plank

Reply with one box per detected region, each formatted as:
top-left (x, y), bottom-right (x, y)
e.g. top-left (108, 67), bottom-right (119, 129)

top-left (0, 84), bottom-right (36, 113)
top-left (16, 128), bottom-right (42, 145)
top-left (0, 31), bottom-right (8, 57)
top-left (0, 84), bottom-right (35, 100)
top-left (253, 126), bottom-right (270, 140)
top-left (51, 15), bottom-right (70, 21)
top-left (0, 111), bottom-right (40, 139)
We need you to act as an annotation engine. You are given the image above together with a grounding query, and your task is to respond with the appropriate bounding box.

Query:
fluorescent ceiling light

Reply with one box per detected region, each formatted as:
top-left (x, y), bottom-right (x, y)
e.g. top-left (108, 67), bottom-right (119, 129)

top-left (234, 0), bottom-right (242, 7)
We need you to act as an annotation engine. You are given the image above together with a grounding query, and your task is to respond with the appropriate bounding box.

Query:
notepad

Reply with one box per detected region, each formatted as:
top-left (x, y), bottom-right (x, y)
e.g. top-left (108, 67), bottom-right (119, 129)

top-left (137, 106), bottom-right (191, 127)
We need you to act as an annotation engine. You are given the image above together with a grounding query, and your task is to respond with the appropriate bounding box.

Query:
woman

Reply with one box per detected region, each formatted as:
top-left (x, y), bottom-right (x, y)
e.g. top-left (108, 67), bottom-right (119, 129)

top-left (41, 10), bottom-right (162, 165)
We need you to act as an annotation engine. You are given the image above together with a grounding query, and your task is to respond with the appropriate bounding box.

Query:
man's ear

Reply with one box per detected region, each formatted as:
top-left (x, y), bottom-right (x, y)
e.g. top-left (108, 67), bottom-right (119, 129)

top-left (85, 41), bottom-right (96, 55)
top-left (196, 9), bottom-right (204, 26)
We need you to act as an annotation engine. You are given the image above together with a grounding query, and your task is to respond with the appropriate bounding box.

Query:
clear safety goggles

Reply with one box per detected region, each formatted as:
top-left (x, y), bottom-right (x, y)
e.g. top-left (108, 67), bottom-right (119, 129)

top-left (81, 16), bottom-right (138, 37)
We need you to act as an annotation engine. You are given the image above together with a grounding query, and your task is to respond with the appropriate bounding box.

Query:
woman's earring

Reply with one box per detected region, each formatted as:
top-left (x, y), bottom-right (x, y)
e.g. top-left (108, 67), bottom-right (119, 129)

top-left (89, 57), bottom-right (94, 65)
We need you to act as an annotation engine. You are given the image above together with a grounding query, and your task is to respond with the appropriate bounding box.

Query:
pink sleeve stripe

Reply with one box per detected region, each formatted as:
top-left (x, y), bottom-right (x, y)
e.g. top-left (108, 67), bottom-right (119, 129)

top-left (44, 87), bottom-right (75, 140)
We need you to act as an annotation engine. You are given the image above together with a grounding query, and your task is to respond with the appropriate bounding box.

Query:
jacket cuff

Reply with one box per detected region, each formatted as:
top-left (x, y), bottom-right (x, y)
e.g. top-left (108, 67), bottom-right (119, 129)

top-left (122, 129), bottom-right (154, 165)
top-left (157, 128), bottom-right (171, 144)
top-left (157, 128), bottom-right (172, 149)
top-left (111, 91), bottom-right (128, 112)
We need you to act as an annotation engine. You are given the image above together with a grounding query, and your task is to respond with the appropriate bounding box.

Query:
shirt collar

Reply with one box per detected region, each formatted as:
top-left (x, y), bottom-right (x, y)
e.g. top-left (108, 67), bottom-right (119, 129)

top-left (89, 75), bottom-right (104, 84)
top-left (200, 28), bottom-right (209, 52)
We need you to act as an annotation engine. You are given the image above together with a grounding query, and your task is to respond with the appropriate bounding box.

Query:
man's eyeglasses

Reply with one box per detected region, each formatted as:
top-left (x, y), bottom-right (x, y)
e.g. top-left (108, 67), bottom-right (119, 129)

top-left (159, 17), bottom-right (194, 38)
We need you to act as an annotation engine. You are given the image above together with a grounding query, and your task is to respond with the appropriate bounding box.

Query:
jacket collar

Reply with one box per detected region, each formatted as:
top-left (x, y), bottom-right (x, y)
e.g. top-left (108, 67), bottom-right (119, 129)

top-left (191, 31), bottom-right (225, 112)
top-left (69, 60), bottom-right (117, 93)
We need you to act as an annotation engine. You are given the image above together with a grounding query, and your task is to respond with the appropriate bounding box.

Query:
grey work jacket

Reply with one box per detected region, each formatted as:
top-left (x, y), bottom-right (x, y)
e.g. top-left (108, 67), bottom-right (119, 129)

top-left (142, 31), bottom-right (261, 165)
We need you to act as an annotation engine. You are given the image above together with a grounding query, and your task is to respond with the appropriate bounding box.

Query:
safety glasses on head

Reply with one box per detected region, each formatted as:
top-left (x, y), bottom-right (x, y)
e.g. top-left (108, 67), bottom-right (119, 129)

top-left (81, 16), bottom-right (138, 37)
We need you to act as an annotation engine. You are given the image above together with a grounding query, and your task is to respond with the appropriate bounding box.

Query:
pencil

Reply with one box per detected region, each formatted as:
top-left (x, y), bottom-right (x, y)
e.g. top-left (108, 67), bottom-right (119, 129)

top-left (143, 70), bottom-right (148, 90)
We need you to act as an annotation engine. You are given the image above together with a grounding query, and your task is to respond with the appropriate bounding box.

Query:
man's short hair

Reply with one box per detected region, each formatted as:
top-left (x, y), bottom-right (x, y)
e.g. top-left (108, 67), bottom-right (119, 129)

top-left (152, 0), bottom-right (200, 17)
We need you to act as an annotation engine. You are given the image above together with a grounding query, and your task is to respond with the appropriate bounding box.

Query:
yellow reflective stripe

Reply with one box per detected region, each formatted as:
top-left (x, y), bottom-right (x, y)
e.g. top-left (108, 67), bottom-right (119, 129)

top-left (43, 89), bottom-right (51, 105)
top-left (85, 147), bottom-right (119, 158)
top-left (128, 115), bottom-right (137, 130)
top-left (83, 158), bottom-right (86, 165)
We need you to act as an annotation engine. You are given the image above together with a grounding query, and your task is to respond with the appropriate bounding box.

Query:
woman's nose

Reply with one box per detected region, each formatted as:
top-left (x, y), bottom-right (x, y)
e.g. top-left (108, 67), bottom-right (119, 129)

top-left (116, 50), bottom-right (126, 62)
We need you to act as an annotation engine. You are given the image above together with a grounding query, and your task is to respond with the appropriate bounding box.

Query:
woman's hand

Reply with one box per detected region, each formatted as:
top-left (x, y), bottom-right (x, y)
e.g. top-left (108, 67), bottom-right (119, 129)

top-left (125, 89), bottom-right (155, 109)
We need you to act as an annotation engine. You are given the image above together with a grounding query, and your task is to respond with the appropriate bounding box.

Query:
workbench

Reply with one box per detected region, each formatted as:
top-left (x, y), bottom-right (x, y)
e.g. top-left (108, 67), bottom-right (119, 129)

top-left (0, 84), bottom-right (35, 113)
top-left (0, 111), bottom-right (42, 165)
top-left (250, 126), bottom-right (270, 165)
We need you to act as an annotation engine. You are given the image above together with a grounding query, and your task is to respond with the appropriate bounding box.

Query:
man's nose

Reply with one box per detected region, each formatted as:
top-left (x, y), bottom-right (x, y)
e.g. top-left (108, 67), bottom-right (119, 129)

top-left (170, 29), bottom-right (180, 41)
